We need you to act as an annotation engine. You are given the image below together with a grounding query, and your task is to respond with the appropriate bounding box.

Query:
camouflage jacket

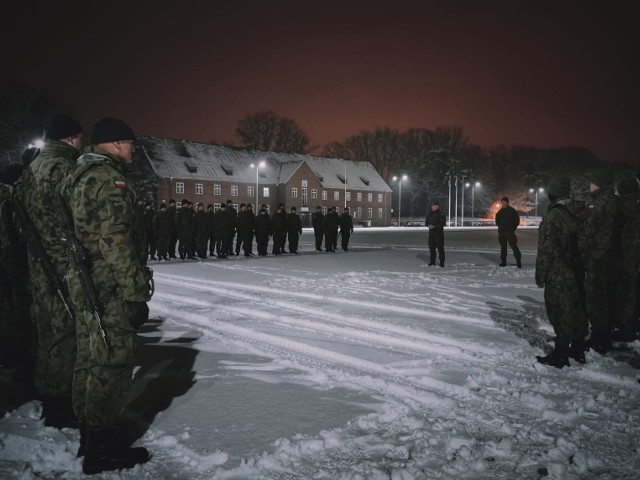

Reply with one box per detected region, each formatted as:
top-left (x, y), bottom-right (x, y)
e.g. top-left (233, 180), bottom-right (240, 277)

top-left (535, 199), bottom-right (581, 287)
top-left (61, 147), bottom-right (151, 303)
top-left (579, 186), bottom-right (623, 261)
top-left (16, 140), bottom-right (79, 262)
top-left (618, 192), bottom-right (640, 265)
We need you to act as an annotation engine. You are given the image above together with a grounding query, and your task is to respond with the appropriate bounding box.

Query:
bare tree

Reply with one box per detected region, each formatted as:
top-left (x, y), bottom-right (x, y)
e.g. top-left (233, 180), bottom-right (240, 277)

top-left (235, 110), bottom-right (310, 154)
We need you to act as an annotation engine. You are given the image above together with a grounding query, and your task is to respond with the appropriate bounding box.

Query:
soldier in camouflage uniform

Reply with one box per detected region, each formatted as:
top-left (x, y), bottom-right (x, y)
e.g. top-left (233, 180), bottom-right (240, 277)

top-left (580, 169), bottom-right (624, 354)
top-left (15, 114), bottom-right (83, 427)
top-left (612, 177), bottom-right (640, 342)
top-left (61, 118), bottom-right (152, 474)
top-left (535, 176), bottom-right (588, 368)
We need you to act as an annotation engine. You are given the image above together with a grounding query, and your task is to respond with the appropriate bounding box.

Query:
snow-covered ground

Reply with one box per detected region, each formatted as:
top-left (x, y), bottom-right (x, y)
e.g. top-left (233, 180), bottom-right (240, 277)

top-left (1, 228), bottom-right (639, 479)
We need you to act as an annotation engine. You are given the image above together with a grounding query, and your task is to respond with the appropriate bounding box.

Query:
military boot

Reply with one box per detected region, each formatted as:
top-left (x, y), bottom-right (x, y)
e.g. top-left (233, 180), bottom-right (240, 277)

top-left (536, 344), bottom-right (570, 369)
top-left (428, 257), bottom-right (436, 266)
top-left (77, 419), bottom-right (87, 458)
top-left (83, 427), bottom-right (150, 475)
top-left (568, 339), bottom-right (586, 364)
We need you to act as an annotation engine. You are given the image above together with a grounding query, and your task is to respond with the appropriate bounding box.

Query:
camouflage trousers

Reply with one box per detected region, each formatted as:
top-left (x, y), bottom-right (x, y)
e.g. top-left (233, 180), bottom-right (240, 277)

top-left (584, 255), bottom-right (620, 338)
top-left (544, 277), bottom-right (588, 347)
top-left (28, 257), bottom-right (76, 397)
top-left (72, 296), bottom-right (139, 427)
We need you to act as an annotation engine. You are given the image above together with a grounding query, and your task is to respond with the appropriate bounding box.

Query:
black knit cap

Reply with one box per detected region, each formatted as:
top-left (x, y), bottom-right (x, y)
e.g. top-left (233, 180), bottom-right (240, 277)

top-left (588, 169), bottom-right (613, 187)
top-left (617, 177), bottom-right (640, 195)
top-left (90, 117), bottom-right (135, 144)
top-left (546, 175), bottom-right (571, 198)
top-left (44, 113), bottom-right (83, 140)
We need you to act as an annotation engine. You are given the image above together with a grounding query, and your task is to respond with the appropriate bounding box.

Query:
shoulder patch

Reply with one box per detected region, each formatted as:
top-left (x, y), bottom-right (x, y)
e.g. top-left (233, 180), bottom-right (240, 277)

top-left (115, 180), bottom-right (126, 189)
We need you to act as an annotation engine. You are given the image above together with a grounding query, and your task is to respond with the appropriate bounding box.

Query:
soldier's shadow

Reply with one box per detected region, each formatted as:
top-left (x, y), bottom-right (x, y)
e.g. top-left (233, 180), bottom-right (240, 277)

top-left (123, 317), bottom-right (199, 441)
top-left (487, 295), bottom-right (553, 351)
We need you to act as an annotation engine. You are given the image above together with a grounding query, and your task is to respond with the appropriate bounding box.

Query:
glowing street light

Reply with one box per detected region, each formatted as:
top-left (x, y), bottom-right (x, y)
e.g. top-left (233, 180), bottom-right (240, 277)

top-left (250, 161), bottom-right (266, 209)
top-left (392, 174), bottom-right (408, 226)
top-left (529, 187), bottom-right (544, 217)
top-left (466, 181), bottom-right (481, 225)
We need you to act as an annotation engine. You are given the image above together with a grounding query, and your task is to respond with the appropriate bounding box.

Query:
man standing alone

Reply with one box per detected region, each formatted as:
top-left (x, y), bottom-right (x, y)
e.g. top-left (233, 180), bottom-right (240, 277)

top-left (495, 196), bottom-right (522, 268)
top-left (425, 200), bottom-right (446, 267)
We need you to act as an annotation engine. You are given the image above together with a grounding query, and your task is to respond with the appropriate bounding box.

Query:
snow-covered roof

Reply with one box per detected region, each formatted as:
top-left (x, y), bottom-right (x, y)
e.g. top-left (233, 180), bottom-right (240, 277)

top-left (137, 136), bottom-right (391, 192)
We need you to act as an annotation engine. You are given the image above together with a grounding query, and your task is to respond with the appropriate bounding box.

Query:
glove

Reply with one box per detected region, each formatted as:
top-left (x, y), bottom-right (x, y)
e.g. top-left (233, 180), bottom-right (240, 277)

top-left (126, 301), bottom-right (149, 328)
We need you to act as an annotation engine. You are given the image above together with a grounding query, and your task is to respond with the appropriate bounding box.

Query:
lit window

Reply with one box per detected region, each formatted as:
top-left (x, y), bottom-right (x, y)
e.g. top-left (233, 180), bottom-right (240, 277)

top-left (231, 185), bottom-right (238, 196)
top-left (367, 207), bottom-right (373, 219)
top-left (368, 193), bottom-right (372, 202)
top-left (311, 189), bottom-right (317, 199)
top-left (248, 185), bottom-right (254, 197)
top-left (378, 193), bottom-right (383, 203)
top-left (176, 182), bottom-right (184, 194)
top-left (214, 184), bottom-right (221, 195)
top-left (346, 192), bottom-right (351, 201)
top-left (357, 192), bottom-right (362, 201)
top-left (378, 207), bottom-right (383, 219)
top-left (292, 187), bottom-right (298, 198)
top-left (322, 206), bottom-right (328, 215)
top-left (195, 183), bottom-right (203, 195)
top-left (322, 190), bottom-right (327, 200)
top-left (263, 187), bottom-right (270, 198)
top-left (302, 180), bottom-right (308, 187)
top-left (214, 203), bottom-right (221, 212)
top-left (334, 191), bottom-right (339, 201)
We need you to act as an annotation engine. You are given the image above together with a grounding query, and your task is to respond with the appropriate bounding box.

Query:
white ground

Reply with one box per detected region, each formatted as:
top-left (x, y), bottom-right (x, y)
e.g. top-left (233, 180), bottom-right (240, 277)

top-left (1, 228), bottom-right (639, 479)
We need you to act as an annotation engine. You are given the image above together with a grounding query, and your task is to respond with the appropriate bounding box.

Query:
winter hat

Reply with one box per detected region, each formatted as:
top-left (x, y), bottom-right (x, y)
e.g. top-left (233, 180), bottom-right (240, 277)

top-left (588, 169), bottom-right (613, 187)
top-left (546, 175), bottom-right (571, 198)
top-left (90, 117), bottom-right (135, 144)
top-left (432, 200), bottom-right (440, 206)
top-left (617, 176), bottom-right (640, 195)
top-left (44, 113), bottom-right (83, 141)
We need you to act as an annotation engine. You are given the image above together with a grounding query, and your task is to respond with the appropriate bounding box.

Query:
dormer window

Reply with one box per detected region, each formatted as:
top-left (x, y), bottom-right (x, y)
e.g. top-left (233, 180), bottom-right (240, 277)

top-left (184, 160), bottom-right (198, 173)
top-left (221, 165), bottom-right (233, 176)
top-left (337, 174), bottom-right (346, 184)
top-left (359, 176), bottom-right (370, 186)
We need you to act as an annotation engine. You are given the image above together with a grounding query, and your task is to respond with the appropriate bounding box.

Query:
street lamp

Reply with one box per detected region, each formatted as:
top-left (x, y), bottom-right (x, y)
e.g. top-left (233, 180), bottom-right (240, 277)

top-left (465, 181), bottom-right (481, 226)
top-left (250, 161), bottom-right (266, 209)
top-left (392, 174), bottom-right (408, 226)
top-left (529, 187), bottom-right (544, 217)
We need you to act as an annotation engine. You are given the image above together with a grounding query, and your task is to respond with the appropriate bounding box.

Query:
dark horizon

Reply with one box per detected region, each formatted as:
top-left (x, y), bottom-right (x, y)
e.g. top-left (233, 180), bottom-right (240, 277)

top-left (2, 0), bottom-right (638, 164)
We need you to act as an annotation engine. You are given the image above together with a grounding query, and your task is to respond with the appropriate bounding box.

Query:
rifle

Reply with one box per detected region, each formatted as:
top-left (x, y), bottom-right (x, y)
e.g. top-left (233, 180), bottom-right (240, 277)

top-left (55, 193), bottom-right (110, 351)
top-left (11, 197), bottom-right (74, 320)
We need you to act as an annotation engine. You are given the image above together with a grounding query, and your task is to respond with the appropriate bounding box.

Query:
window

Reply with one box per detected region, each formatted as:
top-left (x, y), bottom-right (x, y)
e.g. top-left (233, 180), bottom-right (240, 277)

top-left (359, 176), bottom-right (370, 186)
top-left (378, 208), bottom-right (383, 219)
top-left (337, 174), bottom-right (346, 184)
top-left (184, 160), bottom-right (198, 173)
top-left (367, 207), bottom-right (373, 219)
top-left (214, 184), bottom-right (221, 195)
top-left (378, 193), bottom-right (383, 203)
top-left (221, 165), bottom-right (233, 175)
top-left (291, 187), bottom-right (298, 198)
top-left (322, 206), bottom-right (328, 215)
top-left (176, 182), bottom-right (184, 194)
top-left (248, 185), bottom-right (255, 197)
top-left (231, 185), bottom-right (238, 196)
top-left (352, 208), bottom-right (357, 219)
top-left (302, 187), bottom-right (307, 206)
top-left (346, 192), bottom-right (351, 201)
top-left (357, 192), bottom-right (362, 201)
top-left (368, 193), bottom-right (373, 202)
top-left (214, 203), bottom-right (221, 212)
top-left (334, 191), bottom-right (339, 201)
top-left (302, 180), bottom-right (308, 187)
top-left (322, 190), bottom-right (327, 200)
top-left (263, 187), bottom-right (270, 197)
top-left (311, 189), bottom-right (317, 199)
top-left (195, 183), bottom-right (203, 195)
top-left (233, 204), bottom-right (239, 211)
top-left (357, 207), bottom-right (362, 218)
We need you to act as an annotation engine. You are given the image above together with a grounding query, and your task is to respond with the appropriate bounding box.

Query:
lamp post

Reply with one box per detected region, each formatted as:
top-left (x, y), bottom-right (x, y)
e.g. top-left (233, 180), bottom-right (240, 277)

top-left (392, 174), bottom-right (408, 226)
top-left (529, 187), bottom-right (544, 217)
top-left (467, 182), bottom-right (480, 224)
top-left (250, 161), bottom-right (266, 209)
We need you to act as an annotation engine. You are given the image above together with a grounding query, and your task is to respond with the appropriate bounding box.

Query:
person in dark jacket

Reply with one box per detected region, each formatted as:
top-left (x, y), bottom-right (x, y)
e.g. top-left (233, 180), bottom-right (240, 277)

top-left (215, 203), bottom-right (231, 258)
top-left (277, 203), bottom-right (288, 253)
top-left (272, 205), bottom-right (286, 255)
top-left (226, 200), bottom-right (237, 256)
top-left (254, 207), bottom-right (272, 256)
top-left (535, 176), bottom-right (588, 368)
top-left (495, 196), bottom-right (522, 267)
top-left (581, 169), bottom-right (625, 354)
top-left (176, 199), bottom-right (195, 259)
top-left (153, 203), bottom-right (172, 260)
top-left (206, 204), bottom-right (216, 257)
top-left (425, 201), bottom-right (446, 267)
top-left (194, 203), bottom-right (209, 259)
top-left (339, 207), bottom-right (354, 251)
top-left (168, 199), bottom-right (177, 258)
top-left (324, 207), bottom-right (340, 252)
top-left (246, 203), bottom-right (256, 255)
top-left (144, 201), bottom-right (156, 260)
top-left (312, 206), bottom-right (325, 251)
top-left (236, 204), bottom-right (255, 256)
top-left (287, 206), bottom-right (303, 254)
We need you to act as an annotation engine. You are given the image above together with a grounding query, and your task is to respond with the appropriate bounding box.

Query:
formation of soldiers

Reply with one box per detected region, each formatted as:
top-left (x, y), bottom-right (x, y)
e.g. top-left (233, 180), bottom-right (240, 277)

top-left (535, 170), bottom-right (640, 368)
top-left (141, 201), bottom-right (356, 261)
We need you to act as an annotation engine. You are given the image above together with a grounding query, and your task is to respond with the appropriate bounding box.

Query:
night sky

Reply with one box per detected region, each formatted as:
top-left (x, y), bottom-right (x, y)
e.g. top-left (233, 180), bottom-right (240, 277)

top-left (3, 0), bottom-right (639, 164)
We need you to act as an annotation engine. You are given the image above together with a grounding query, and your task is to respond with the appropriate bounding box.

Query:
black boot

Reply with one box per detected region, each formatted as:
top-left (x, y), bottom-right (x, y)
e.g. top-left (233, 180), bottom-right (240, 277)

top-left (516, 259), bottom-right (522, 268)
top-left (42, 395), bottom-right (78, 429)
top-left (586, 335), bottom-right (612, 355)
top-left (439, 259), bottom-right (445, 267)
top-left (499, 260), bottom-right (507, 267)
top-left (568, 339), bottom-right (586, 364)
top-left (536, 344), bottom-right (570, 369)
top-left (83, 427), bottom-right (150, 475)
top-left (77, 419), bottom-right (87, 458)
top-left (428, 258), bottom-right (436, 266)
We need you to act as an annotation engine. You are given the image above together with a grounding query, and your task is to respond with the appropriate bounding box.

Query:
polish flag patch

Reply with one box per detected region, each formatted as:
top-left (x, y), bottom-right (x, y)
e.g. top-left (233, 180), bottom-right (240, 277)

top-left (115, 180), bottom-right (126, 188)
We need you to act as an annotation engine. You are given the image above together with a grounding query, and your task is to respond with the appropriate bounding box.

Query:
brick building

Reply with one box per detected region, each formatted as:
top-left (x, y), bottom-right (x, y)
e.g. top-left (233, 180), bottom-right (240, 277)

top-left (137, 136), bottom-right (392, 227)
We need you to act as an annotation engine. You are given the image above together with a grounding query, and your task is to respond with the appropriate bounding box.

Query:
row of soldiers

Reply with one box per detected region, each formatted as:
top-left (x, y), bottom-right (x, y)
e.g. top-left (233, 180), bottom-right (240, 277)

top-left (0, 114), bottom-right (153, 474)
top-left (534, 169), bottom-right (640, 368)
top-left (141, 200), bottom-right (355, 260)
